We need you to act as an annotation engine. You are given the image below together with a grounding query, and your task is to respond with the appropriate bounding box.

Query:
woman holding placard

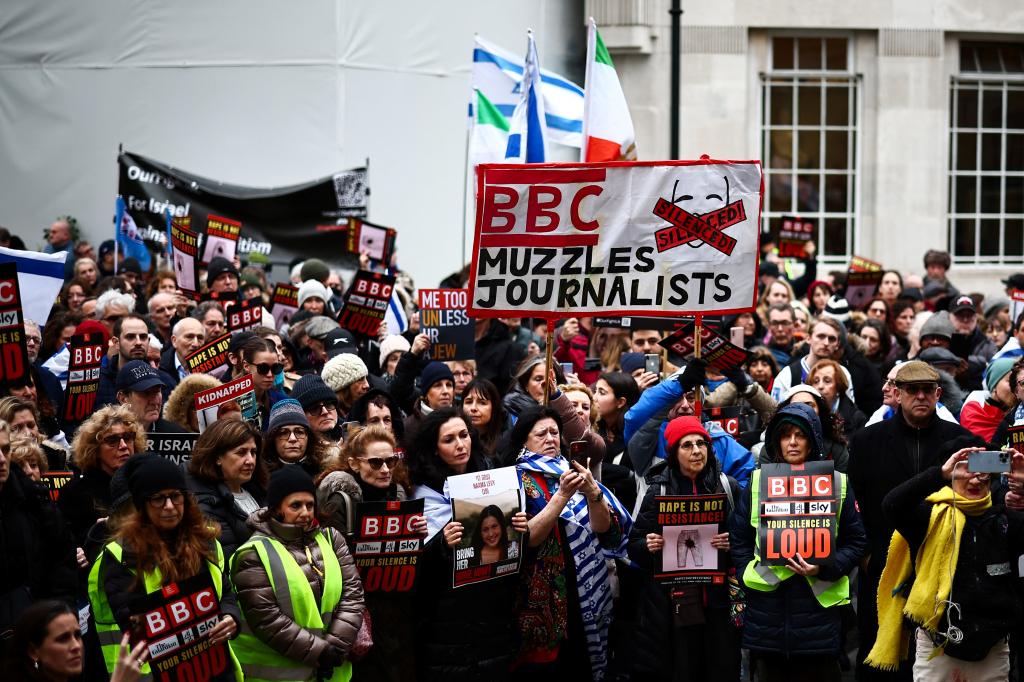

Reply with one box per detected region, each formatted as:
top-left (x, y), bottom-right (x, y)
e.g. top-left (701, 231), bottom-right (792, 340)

top-left (406, 407), bottom-right (528, 682)
top-left (730, 403), bottom-right (865, 681)
top-left (89, 455), bottom-right (241, 680)
top-left (506, 405), bottom-right (632, 681)
top-left (627, 415), bottom-right (741, 681)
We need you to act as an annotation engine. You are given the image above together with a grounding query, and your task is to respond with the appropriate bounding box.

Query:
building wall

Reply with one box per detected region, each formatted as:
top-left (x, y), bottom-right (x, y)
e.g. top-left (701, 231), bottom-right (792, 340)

top-left (600, 0), bottom-right (1024, 297)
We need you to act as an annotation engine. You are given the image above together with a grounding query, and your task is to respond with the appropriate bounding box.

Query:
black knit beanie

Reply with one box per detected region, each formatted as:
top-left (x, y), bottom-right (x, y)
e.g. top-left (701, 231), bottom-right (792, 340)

top-left (266, 465), bottom-right (316, 511)
top-left (123, 455), bottom-right (187, 510)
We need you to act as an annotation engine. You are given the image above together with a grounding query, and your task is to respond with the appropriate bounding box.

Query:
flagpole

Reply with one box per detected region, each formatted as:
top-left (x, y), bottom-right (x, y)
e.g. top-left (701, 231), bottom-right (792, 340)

top-left (113, 200), bottom-right (120, 276)
top-left (581, 18), bottom-right (596, 162)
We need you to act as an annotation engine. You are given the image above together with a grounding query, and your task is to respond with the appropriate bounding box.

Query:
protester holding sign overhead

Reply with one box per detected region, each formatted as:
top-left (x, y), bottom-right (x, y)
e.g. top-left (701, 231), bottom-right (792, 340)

top-left (89, 455), bottom-right (240, 680)
top-left (627, 415), bottom-right (741, 681)
top-left (730, 403), bottom-right (865, 681)
top-left (231, 466), bottom-right (364, 682)
top-left (233, 336), bottom-right (287, 431)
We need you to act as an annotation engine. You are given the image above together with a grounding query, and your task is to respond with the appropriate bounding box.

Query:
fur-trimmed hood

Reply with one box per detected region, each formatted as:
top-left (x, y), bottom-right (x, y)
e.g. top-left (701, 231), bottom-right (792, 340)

top-left (163, 373), bottom-right (221, 432)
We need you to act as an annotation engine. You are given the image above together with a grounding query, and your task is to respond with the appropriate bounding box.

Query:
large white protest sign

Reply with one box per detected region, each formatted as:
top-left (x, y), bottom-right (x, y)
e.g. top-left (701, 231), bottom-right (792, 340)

top-left (468, 160), bottom-right (762, 318)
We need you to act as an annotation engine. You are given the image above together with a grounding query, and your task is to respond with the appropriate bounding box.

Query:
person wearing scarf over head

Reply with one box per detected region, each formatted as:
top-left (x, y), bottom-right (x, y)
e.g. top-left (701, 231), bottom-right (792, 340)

top-left (508, 405), bottom-right (632, 681)
top-left (730, 402), bottom-right (866, 682)
top-left (406, 406), bottom-right (529, 682)
top-left (865, 445), bottom-right (1024, 680)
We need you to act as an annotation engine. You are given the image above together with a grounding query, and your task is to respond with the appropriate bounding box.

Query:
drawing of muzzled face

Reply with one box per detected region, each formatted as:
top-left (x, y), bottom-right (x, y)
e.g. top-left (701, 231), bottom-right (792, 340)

top-left (668, 175), bottom-right (730, 249)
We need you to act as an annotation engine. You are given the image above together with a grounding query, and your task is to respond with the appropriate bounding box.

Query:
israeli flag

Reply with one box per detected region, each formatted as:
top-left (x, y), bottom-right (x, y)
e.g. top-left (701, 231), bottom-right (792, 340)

top-left (472, 34), bottom-right (582, 148)
top-left (0, 246), bottom-right (67, 326)
top-left (384, 289), bottom-right (408, 335)
top-left (504, 31), bottom-right (548, 163)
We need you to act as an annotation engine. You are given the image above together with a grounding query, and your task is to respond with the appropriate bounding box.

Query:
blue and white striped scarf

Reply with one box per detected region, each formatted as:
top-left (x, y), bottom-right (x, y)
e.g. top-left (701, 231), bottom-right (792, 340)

top-left (516, 449), bottom-right (632, 682)
top-left (411, 481), bottom-right (453, 544)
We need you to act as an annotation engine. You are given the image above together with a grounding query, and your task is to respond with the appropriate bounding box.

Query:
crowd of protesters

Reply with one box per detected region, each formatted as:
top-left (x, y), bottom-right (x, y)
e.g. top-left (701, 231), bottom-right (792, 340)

top-left (4, 216), bottom-right (1024, 681)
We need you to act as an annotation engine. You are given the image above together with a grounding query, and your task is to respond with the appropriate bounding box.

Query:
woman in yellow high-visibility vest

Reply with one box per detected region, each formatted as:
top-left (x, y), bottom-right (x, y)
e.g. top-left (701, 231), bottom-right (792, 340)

top-left (231, 465), bottom-right (364, 682)
top-left (729, 402), bottom-right (866, 682)
top-left (90, 455), bottom-right (241, 681)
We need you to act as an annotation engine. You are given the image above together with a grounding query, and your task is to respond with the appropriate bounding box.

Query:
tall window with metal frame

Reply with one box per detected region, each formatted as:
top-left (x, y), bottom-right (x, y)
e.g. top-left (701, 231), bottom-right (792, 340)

top-left (761, 36), bottom-right (859, 262)
top-left (949, 41), bottom-right (1024, 265)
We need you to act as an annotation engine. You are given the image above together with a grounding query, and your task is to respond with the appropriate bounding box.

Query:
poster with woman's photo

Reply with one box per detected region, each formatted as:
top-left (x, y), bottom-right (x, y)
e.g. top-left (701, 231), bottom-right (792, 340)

top-left (655, 494), bottom-right (727, 586)
top-left (448, 466), bottom-right (523, 588)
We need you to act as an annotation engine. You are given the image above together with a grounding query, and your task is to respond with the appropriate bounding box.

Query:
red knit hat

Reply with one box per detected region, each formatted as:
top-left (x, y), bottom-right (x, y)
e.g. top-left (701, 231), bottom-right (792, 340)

top-left (663, 416), bottom-right (710, 451)
top-left (75, 319), bottom-right (111, 347)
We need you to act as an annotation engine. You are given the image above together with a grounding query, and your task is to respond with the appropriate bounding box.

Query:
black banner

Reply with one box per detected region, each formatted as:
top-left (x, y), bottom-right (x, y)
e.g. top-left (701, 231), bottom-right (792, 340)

top-left (40, 471), bottom-right (74, 502)
top-left (185, 333), bottom-right (231, 375)
top-left (118, 150), bottom-right (368, 267)
top-left (0, 262), bottom-right (30, 388)
top-left (418, 289), bottom-right (474, 361)
top-left (147, 433), bottom-right (199, 466)
top-left (63, 332), bottom-right (105, 427)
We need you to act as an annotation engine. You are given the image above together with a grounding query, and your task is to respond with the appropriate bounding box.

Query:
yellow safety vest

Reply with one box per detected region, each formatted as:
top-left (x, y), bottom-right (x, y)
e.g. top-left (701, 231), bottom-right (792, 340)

top-left (87, 539), bottom-right (240, 680)
top-left (742, 468), bottom-right (850, 608)
top-left (229, 528), bottom-right (351, 682)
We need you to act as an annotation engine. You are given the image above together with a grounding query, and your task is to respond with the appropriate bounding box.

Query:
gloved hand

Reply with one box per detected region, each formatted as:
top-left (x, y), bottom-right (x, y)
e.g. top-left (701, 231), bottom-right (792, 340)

top-left (677, 358), bottom-right (707, 392)
top-left (317, 646), bottom-right (344, 671)
top-left (722, 367), bottom-right (750, 393)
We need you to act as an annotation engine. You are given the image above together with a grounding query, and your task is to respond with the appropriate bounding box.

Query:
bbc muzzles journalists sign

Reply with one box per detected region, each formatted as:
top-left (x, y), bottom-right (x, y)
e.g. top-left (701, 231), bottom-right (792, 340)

top-left (468, 159), bottom-right (762, 318)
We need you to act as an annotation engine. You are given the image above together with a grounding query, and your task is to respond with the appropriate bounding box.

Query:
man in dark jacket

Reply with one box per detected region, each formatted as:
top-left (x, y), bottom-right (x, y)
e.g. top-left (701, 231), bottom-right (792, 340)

top-left (473, 319), bottom-right (525, 396)
top-left (98, 313), bottom-right (174, 408)
top-left (848, 360), bottom-right (977, 680)
top-left (947, 295), bottom-right (997, 391)
top-left (115, 360), bottom-right (187, 433)
top-left (0, 426), bottom-right (77, 633)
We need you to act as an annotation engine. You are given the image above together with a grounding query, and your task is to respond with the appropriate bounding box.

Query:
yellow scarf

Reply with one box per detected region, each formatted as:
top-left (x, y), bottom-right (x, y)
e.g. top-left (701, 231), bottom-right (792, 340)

top-left (865, 486), bottom-right (991, 671)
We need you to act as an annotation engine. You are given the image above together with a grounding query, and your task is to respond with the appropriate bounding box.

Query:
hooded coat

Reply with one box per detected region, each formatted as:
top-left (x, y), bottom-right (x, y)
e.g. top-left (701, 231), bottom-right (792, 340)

top-left (730, 403), bottom-right (867, 657)
top-left (230, 511), bottom-right (365, 665)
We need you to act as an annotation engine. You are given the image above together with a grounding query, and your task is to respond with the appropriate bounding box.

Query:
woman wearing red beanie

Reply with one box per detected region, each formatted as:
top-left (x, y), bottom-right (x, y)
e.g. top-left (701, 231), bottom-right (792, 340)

top-left (626, 415), bottom-right (742, 681)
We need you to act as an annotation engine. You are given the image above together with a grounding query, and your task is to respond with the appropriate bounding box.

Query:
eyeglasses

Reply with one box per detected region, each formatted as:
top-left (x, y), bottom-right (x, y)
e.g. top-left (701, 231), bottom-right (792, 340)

top-left (883, 379), bottom-right (897, 388)
top-left (357, 455), bottom-right (402, 470)
top-left (24, 335), bottom-right (40, 346)
top-left (899, 382), bottom-right (938, 396)
top-left (251, 362), bottom-right (283, 376)
top-left (147, 491), bottom-right (185, 508)
top-left (275, 427), bottom-right (308, 440)
top-left (678, 439), bottom-right (709, 453)
top-left (98, 431), bottom-right (135, 447)
top-left (307, 401), bottom-right (337, 415)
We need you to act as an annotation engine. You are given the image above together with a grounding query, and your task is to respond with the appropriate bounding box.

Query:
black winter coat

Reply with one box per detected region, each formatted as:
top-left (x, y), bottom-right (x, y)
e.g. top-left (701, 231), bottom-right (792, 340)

top-left (626, 462), bottom-right (739, 677)
top-left (730, 473), bottom-right (866, 656)
top-left (474, 320), bottom-right (525, 396)
top-left (413, 495), bottom-right (516, 682)
top-left (883, 466), bottom-right (1024, 661)
top-left (848, 411), bottom-right (977, 575)
top-left (58, 467), bottom-right (114, 549)
top-left (186, 471), bottom-right (265, 558)
top-left (0, 467), bottom-right (77, 607)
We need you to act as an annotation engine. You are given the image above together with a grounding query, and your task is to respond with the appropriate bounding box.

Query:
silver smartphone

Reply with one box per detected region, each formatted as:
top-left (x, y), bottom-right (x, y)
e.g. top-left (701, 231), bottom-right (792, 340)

top-left (645, 353), bottom-right (661, 376)
top-left (967, 450), bottom-right (1012, 474)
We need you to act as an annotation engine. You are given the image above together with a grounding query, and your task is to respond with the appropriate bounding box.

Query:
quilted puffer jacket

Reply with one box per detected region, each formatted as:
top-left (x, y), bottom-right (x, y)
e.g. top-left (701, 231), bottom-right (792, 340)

top-left (230, 512), bottom-right (365, 666)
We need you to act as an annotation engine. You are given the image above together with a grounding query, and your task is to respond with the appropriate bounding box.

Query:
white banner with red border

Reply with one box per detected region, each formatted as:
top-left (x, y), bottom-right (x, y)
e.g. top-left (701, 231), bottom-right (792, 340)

top-left (468, 159), bottom-right (762, 318)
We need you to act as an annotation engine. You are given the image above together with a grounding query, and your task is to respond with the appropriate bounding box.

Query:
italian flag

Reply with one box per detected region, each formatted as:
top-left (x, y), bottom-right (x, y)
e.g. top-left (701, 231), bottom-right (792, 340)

top-left (581, 18), bottom-right (637, 162)
top-left (469, 89), bottom-right (510, 167)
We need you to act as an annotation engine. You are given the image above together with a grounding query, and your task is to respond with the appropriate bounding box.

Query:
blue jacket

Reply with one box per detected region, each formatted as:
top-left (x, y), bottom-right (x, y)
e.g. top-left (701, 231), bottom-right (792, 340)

top-left (624, 378), bottom-right (755, 488)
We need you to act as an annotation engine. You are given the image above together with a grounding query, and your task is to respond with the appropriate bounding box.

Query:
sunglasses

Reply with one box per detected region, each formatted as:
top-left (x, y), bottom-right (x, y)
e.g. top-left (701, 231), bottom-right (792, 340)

top-left (275, 427), bottom-right (308, 440)
top-left (252, 362), bottom-right (284, 376)
top-left (147, 491), bottom-right (185, 508)
top-left (308, 400), bottom-right (337, 414)
top-left (899, 382), bottom-right (938, 396)
top-left (98, 431), bottom-right (135, 447)
top-left (357, 455), bottom-right (402, 470)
